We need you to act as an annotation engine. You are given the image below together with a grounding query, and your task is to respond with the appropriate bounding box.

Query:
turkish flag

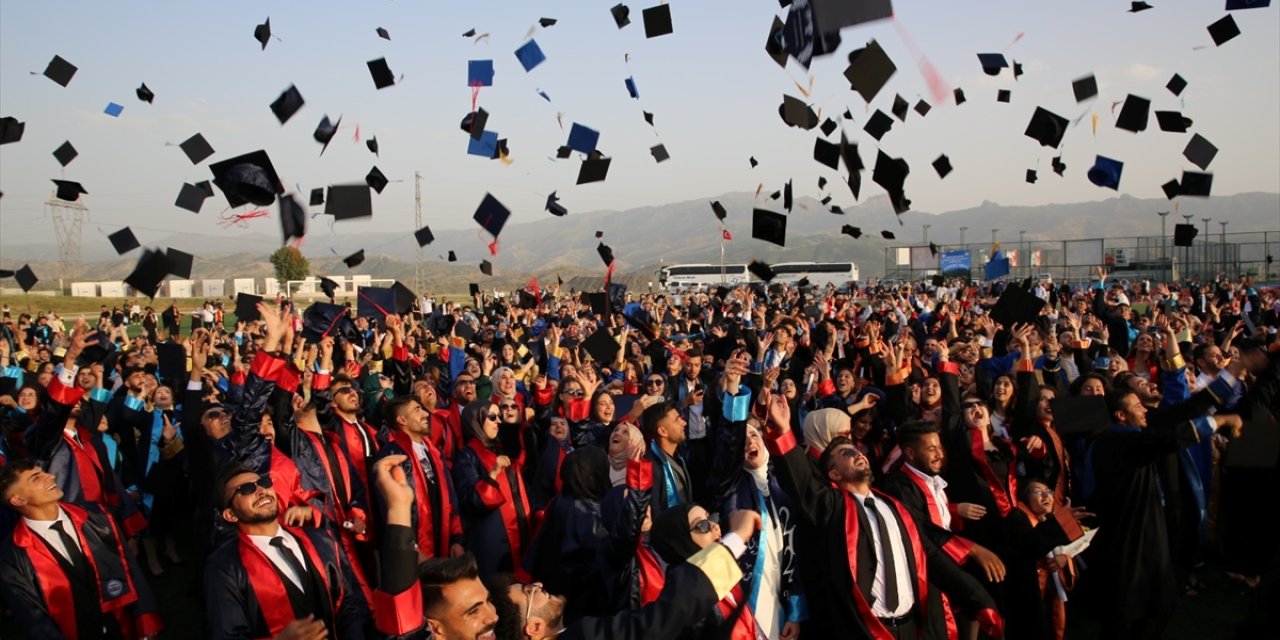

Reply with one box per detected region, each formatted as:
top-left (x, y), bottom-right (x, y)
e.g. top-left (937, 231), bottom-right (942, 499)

top-left (722, 228), bottom-right (733, 241)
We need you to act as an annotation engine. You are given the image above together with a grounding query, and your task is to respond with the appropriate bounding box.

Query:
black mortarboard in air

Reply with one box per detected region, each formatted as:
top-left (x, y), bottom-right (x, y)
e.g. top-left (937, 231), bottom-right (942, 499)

top-left (643, 111), bottom-right (655, 126)
top-left (474, 193), bottom-right (510, 239)
top-left (51, 179), bottom-right (87, 202)
top-left (1052, 156), bottom-right (1067, 176)
top-left (209, 150), bottom-right (284, 207)
top-left (977, 53), bottom-right (1008, 76)
top-left (0, 117), bottom-right (25, 145)
top-left (752, 209), bottom-right (787, 247)
top-left (1173, 223), bottom-right (1198, 246)
top-left (357, 287), bottom-right (398, 319)
top-left (780, 95), bottom-right (819, 129)
top-left (765, 16), bottom-right (788, 68)
top-left (820, 118), bottom-right (838, 137)
top-left (863, 109), bottom-right (893, 140)
top-left (997, 89), bottom-right (1011, 103)
top-left (1183, 134), bottom-right (1217, 170)
top-left (1115, 94), bottom-right (1150, 132)
top-left (309, 187), bottom-right (324, 206)
top-left (365, 166), bottom-right (388, 194)
top-left (880, 230), bottom-right (896, 240)
top-left (829, 205), bottom-right (843, 214)
top-left (840, 133), bottom-right (864, 198)
top-left (254, 17), bottom-right (271, 49)
top-left (1161, 179), bottom-right (1181, 199)
top-left (539, 17), bottom-right (558, 27)
top-left (710, 201), bottom-right (727, 221)
top-left (990, 282), bottom-right (1047, 326)
top-left (929, 242), bottom-right (939, 257)
top-left (748, 260), bottom-right (776, 282)
top-left (368, 58), bottom-right (396, 89)
top-left (1154, 111), bottom-right (1193, 133)
top-left (14, 265), bottom-right (38, 292)
top-left (546, 191), bottom-right (568, 216)
top-left (469, 283), bottom-right (482, 297)
top-left (1207, 15), bottom-right (1240, 46)
top-left (891, 95), bottom-right (909, 121)
top-left (1072, 74), bottom-right (1098, 102)
top-left (597, 243), bottom-right (615, 267)
top-left (124, 249), bottom-right (172, 298)
top-left (108, 227), bottom-right (140, 255)
top-left (447, 251), bottom-right (457, 262)
top-left (235, 293), bottom-right (264, 322)
top-left (1013, 61), bottom-right (1024, 78)
top-left (414, 225), bottom-right (435, 246)
top-left (841, 225), bottom-right (863, 239)
top-left (462, 28), bottom-right (477, 37)
top-left (642, 4), bottom-right (673, 38)
top-left (555, 145), bottom-right (573, 159)
top-left (611, 4), bottom-right (631, 28)
top-left (815, 137), bottom-right (840, 170)
top-left (915, 100), bottom-right (931, 117)
top-left (270, 84), bottom-right (305, 124)
top-left (1129, 2), bottom-right (1153, 12)
top-left (872, 150), bottom-right (909, 195)
top-left (1180, 171), bottom-right (1213, 197)
top-left (480, 260), bottom-right (493, 276)
top-left (166, 248), bottom-right (193, 279)
top-left (180, 133), bottom-right (215, 165)
top-left (933, 154), bottom-right (953, 179)
top-left (954, 88), bottom-right (966, 105)
top-left (1167, 74), bottom-right (1187, 96)
top-left (650, 144), bottom-right (669, 163)
top-left (301, 303), bottom-right (356, 342)
top-left (319, 277), bottom-right (339, 300)
top-left (377, 27), bottom-right (391, 40)
top-left (577, 155), bottom-right (612, 184)
top-left (279, 193), bottom-right (306, 243)
top-left (313, 115), bottom-right (340, 155)
top-left (326, 184), bottom-right (372, 220)
top-left (52, 141), bottom-right (77, 167)
top-left (1087, 155), bottom-right (1124, 190)
top-left (43, 55), bottom-right (77, 87)
top-left (1025, 107), bottom-right (1068, 148)
top-left (783, 179), bottom-right (793, 212)
top-left (749, 156), bottom-right (758, 168)
top-left (581, 327), bottom-right (620, 364)
top-left (175, 182), bottom-right (211, 213)
top-left (343, 249), bottom-right (366, 268)
top-left (818, 177), bottom-right (828, 190)
top-left (136, 83), bottom-right (154, 103)
top-left (367, 136), bottom-right (379, 156)
top-left (1026, 169), bottom-right (1038, 184)
top-left (844, 40), bottom-right (896, 103)
top-left (462, 108), bottom-right (490, 140)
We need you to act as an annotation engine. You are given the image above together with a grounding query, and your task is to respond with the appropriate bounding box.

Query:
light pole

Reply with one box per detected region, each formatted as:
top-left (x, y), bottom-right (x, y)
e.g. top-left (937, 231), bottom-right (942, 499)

top-left (1182, 214), bottom-right (1194, 280)
top-left (1219, 221), bottom-right (1229, 278)
top-left (922, 223), bottom-right (931, 246)
top-left (1201, 217), bottom-right (1213, 280)
top-left (1019, 230), bottom-right (1027, 276)
top-left (991, 228), bottom-right (999, 245)
top-left (1157, 210), bottom-right (1169, 265)
top-left (960, 226), bottom-right (968, 246)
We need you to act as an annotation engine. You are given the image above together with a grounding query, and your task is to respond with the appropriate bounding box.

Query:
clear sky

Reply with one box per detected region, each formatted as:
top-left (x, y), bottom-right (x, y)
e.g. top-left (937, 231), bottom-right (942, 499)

top-left (1, 0), bottom-right (1277, 257)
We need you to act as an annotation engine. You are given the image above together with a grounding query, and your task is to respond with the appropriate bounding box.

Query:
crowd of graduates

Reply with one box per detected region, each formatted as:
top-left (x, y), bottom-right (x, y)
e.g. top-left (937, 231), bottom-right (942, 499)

top-left (0, 269), bottom-right (1277, 640)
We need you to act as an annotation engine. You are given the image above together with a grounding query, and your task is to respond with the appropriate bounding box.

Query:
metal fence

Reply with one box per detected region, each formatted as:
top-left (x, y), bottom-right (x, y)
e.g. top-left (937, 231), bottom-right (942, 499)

top-left (882, 230), bottom-right (1279, 284)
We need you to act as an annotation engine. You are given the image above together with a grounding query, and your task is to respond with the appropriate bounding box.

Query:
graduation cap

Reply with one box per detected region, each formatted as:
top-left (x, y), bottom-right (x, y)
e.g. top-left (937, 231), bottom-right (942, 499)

top-left (269, 84), bottom-right (305, 124)
top-left (366, 137), bottom-right (379, 156)
top-left (175, 182), bottom-right (211, 213)
top-left (840, 225), bottom-right (863, 239)
top-left (468, 60), bottom-right (495, 86)
top-left (414, 225), bottom-right (435, 246)
top-left (1026, 169), bottom-right (1038, 184)
top-left (581, 328), bottom-right (620, 364)
top-left (1161, 179), bottom-right (1182, 199)
top-left (1115, 95), bottom-right (1150, 133)
top-left (454, 317), bottom-right (477, 341)
top-left (1087, 155), bottom-right (1123, 190)
top-left (318, 277), bottom-right (339, 300)
top-left (650, 144), bottom-right (670, 163)
top-left (326, 184), bottom-right (373, 220)
top-left (748, 260), bottom-right (776, 282)
top-left (889, 95), bottom-right (909, 121)
top-left (357, 286), bottom-right (397, 319)
top-left (624, 76), bottom-right (640, 99)
top-left (235, 292), bottom-right (264, 322)
top-left (597, 243), bottom-right (615, 268)
top-left (1025, 107), bottom-right (1068, 148)
top-left (309, 187), bottom-right (324, 206)
top-left (611, 4), bottom-right (632, 28)
top-left (875, 230), bottom-right (894, 241)
top-left (566, 123), bottom-right (600, 154)
top-left (447, 250), bottom-right (457, 262)
top-left (51, 179), bottom-right (86, 202)
top-left (279, 193), bottom-right (306, 243)
top-left (254, 17), bottom-right (271, 49)
top-left (343, 249), bottom-right (365, 268)
top-left (577, 155), bottom-right (612, 184)
top-left (136, 83), bottom-right (154, 103)
top-left (368, 58), bottom-right (396, 89)
top-left (1173, 223), bottom-right (1198, 247)
top-left (844, 40), bottom-right (896, 103)
top-left (1167, 74), bottom-right (1187, 96)
top-left (642, 4), bottom-right (673, 38)
top-left (108, 227), bottom-right (140, 255)
top-left (872, 150), bottom-right (909, 195)
top-left (1183, 134), bottom-right (1217, 170)
top-left (1051, 396), bottom-right (1111, 437)
top-left (642, 111), bottom-right (655, 126)
top-left (469, 283), bottom-right (481, 297)
top-left (977, 53), bottom-right (1008, 76)
top-left (710, 201), bottom-right (727, 221)
top-left (179, 133), bottom-right (215, 165)
top-left (914, 100), bottom-right (931, 117)
top-left (554, 145), bottom-right (573, 159)
top-left (391, 282), bottom-right (417, 314)
top-left (1052, 156), bottom-right (1067, 176)
top-left (1129, 1), bottom-right (1153, 11)
top-left (301, 302), bottom-right (356, 342)
top-left (545, 191), bottom-right (568, 217)
top-left (376, 26), bottom-right (391, 40)
top-left (313, 116), bottom-right (340, 155)
top-left (818, 177), bottom-right (828, 190)
top-left (124, 249), bottom-right (173, 298)
top-left (209, 150), bottom-right (284, 207)
top-left (462, 28), bottom-right (477, 37)
top-left (997, 89), bottom-right (1011, 103)
top-left (0, 117), bottom-right (25, 145)
top-left (1154, 111), bottom-right (1193, 133)
top-left (14, 265), bottom-right (37, 293)
top-left (103, 100), bottom-right (123, 115)
top-left (52, 141), bottom-right (77, 167)
top-left (814, 118), bottom-right (836, 138)
top-left (166, 248), bottom-right (194, 279)
top-left (1072, 75), bottom-right (1098, 102)
top-left (1013, 61), bottom-right (1024, 79)
top-left (932, 154), bottom-right (953, 179)
top-left (752, 209), bottom-right (787, 247)
top-left (42, 55), bottom-right (77, 87)
top-left (365, 166), bottom-right (388, 194)
top-left (863, 109), bottom-right (893, 140)
top-left (929, 242), bottom-right (940, 257)
top-left (467, 130), bottom-right (499, 157)
top-left (473, 193), bottom-right (511, 241)
top-left (749, 156), bottom-right (758, 168)
top-left (515, 40), bottom-right (546, 72)
top-left (953, 88), bottom-right (967, 105)
top-left (990, 282), bottom-right (1047, 326)
top-left (815, 138), bottom-right (840, 170)
top-left (783, 179), bottom-right (793, 212)
top-left (1180, 171), bottom-right (1213, 197)
top-left (1207, 15), bottom-right (1240, 46)
top-left (479, 260), bottom-right (493, 277)
top-left (539, 17), bottom-right (558, 27)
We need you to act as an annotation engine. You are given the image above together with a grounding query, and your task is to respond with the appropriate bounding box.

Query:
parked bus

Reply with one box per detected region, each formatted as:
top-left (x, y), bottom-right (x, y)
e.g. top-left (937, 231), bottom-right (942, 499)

top-left (658, 264), bottom-right (750, 290)
top-left (769, 262), bottom-right (860, 288)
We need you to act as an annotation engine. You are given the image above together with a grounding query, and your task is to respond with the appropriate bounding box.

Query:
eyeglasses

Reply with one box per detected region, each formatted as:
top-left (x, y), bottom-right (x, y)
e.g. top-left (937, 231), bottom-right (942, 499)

top-left (499, 403), bottom-right (518, 410)
top-left (961, 401), bottom-right (985, 410)
top-left (203, 408), bottom-right (227, 421)
top-left (226, 477), bottom-right (273, 507)
top-left (334, 387), bottom-right (358, 396)
top-left (1028, 487), bottom-right (1054, 498)
top-left (646, 379), bottom-right (665, 386)
top-left (689, 518), bottom-right (716, 534)
top-left (562, 389), bottom-right (585, 397)
top-left (455, 379), bottom-right (476, 386)
top-left (523, 582), bottom-right (543, 625)
top-left (485, 412), bottom-right (501, 421)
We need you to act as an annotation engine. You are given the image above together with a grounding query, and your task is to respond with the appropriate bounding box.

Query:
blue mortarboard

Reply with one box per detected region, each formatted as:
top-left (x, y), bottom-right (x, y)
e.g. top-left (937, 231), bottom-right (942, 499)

top-left (985, 257), bottom-right (1011, 280)
top-left (357, 286), bottom-right (397, 319)
top-left (515, 40), bottom-right (546, 72)
top-left (537, 89), bottom-right (551, 101)
top-left (473, 193), bottom-right (511, 239)
top-left (625, 76), bottom-right (639, 99)
top-left (103, 102), bottom-right (124, 117)
top-left (566, 123), bottom-right (600, 154)
top-left (467, 130), bottom-right (499, 157)
top-left (468, 60), bottom-right (494, 86)
top-left (1087, 155), bottom-right (1124, 190)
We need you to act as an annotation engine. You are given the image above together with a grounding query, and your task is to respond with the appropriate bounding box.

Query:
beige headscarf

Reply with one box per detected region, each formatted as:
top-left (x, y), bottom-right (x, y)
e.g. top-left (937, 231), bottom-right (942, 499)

top-left (802, 408), bottom-right (852, 453)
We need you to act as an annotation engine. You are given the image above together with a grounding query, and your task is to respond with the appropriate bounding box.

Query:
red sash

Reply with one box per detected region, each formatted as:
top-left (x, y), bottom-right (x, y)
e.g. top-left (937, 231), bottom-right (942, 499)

top-left (237, 527), bottom-right (338, 638)
top-left (63, 429), bottom-right (106, 504)
top-left (715, 583), bottom-right (760, 640)
top-left (389, 431), bottom-right (454, 558)
top-left (967, 429), bottom-right (1016, 517)
top-left (636, 543), bottom-right (665, 606)
top-left (465, 438), bottom-right (532, 577)
top-left (339, 418), bottom-right (378, 484)
top-left (842, 490), bottom-right (929, 640)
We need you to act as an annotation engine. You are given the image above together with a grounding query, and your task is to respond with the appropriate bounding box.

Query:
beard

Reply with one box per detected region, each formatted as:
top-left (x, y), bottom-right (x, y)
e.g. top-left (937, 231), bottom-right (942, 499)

top-left (851, 467), bottom-right (873, 483)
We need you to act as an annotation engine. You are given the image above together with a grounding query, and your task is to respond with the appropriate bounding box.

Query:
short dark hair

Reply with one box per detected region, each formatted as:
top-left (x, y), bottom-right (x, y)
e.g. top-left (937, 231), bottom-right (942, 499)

top-left (383, 396), bottom-right (417, 428)
top-left (641, 401), bottom-right (674, 441)
top-left (0, 459), bottom-right (38, 503)
top-left (896, 420), bottom-right (940, 448)
top-left (214, 462), bottom-right (255, 507)
top-left (420, 554), bottom-right (481, 618)
top-left (1106, 388), bottom-right (1137, 418)
top-left (331, 373), bottom-right (357, 389)
top-left (488, 572), bottom-right (525, 640)
top-left (820, 436), bottom-right (855, 474)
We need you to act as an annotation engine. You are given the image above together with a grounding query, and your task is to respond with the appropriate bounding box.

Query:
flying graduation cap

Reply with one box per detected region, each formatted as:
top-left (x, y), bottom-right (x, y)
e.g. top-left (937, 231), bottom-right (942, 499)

top-left (179, 133), bottom-right (215, 165)
top-left (136, 83), bottom-right (154, 103)
top-left (343, 250), bottom-right (365, 268)
top-left (844, 40), bottom-right (896, 103)
top-left (52, 141), bottom-right (77, 167)
top-left (313, 115), bottom-right (341, 155)
top-left (642, 4), bottom-right (673, 38)
top-left (124, 249), bottom-right (173, 298)
top-left (14, 265), bottom-right (38, 293)
top-left (270, 85), bottom-right (305, 124)
top-left (474, 193), bottom-right (511, 247)
top-left (1174, 223), bottom-right (1199, 247)
top-left (279, 193), bottom-right (306, 243)
top-left (1, 117), bottom-right (25, 145)
top-left (1024, 107), bottom-right (1068, 148)
top-left (108, 227), bottom-right (140, 255)
top-left (254, 17), bottom-right (272, 50)
top-left (175, 182), bottom-right (213, 213)
top-left (546, 191), bottom-right (568, 216)
top-left (1087, 155), bottom-right (1124, 190)
top-left (414, 225), bottom-right (435, 246)
top-left (42, 55), bottom-right (77, 87)
top-left (51, 179), bottom-right (87, 201)
top-left (365, 166), bottom-right (388, 194)
top-left (209, 150), bottom-right (284, 207)
top-left (752, 209), bottom-right (787, 247)
top-left (515, 40), bottom-right (546, 72)
top-left (368, 58), bottom-right (396, 89)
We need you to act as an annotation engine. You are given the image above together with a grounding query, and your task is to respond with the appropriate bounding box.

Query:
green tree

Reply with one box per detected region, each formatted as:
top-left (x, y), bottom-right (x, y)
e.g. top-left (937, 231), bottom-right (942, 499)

top-left (269, 246), bottom-right (310, 285)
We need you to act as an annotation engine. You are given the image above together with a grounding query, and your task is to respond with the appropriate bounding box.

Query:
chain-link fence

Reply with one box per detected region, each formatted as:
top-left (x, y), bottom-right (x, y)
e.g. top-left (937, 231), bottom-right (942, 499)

top-left (882, 230), bottom-right (1279, 284)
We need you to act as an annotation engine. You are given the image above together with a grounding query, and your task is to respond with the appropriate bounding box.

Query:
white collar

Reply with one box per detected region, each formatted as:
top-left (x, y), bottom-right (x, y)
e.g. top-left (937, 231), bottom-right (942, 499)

top-left (904, 463), bottom-right (947, 490)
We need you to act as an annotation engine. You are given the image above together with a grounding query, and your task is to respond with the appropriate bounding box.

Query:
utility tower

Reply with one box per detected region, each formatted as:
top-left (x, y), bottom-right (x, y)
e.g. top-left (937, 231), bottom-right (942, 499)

top-left (46, 197), bottom-right (87, 289)
top-left (414, 171), bottom-right (423, 292)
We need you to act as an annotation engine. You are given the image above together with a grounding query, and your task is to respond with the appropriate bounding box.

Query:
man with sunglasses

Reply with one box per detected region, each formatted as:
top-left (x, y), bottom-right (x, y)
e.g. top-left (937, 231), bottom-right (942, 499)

top-left (205, 462), bottom-right (370, 640)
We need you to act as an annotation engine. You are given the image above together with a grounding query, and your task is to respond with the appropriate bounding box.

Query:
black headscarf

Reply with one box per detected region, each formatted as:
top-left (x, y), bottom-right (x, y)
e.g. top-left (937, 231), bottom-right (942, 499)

top-left (558, 446), bottom-right (609, 502)
top-left (460, 399), bottom-right (497, 449)
top-left (650, 503), bottom-right (701, 566)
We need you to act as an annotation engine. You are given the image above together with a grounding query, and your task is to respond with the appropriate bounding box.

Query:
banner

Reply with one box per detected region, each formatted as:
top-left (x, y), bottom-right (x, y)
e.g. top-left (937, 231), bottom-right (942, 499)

top-left (940, 250), bottom-right (972, 275)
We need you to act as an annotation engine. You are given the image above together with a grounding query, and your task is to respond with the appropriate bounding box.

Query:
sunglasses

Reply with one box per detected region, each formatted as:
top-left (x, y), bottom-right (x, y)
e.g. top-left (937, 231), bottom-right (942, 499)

top-left (455, 379), bottom-right (476, 386)
top-left (203, 408), bottom-right (227, 421)
top-left (499, 403), bottom-right (518, 410)
top-left (689, 518), bottom-right (717, 535)
top-left (961, 401), bottom-right (985, 409)
top-left (485, 412), bottom-right (501, 421)
top-left (227, 476), bottom-right (273, 507)
top-left (562, 389), bottom-right (585, 397)
top-left (334, 387), bottom-right (358, 396)
top-left (646, 379), bottom-right (665, 386)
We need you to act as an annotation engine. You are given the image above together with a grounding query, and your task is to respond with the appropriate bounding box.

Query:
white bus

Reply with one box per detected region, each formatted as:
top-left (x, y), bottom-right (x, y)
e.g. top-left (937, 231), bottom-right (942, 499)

top-left (659, 264), bottom-right (750, 290)
top-left (769, 262), bottom-right (860, 288)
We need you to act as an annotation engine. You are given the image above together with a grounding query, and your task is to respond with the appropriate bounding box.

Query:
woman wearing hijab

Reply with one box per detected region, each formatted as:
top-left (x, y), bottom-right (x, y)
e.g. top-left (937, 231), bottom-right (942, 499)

top-left (800, 408), bottom-right (852, 459)
top-left (452, 399), bottom-right (534, 583)
top-left (605, 423), bottom-right (645, 488)
top-left (490, 365), bottom-right (527, 417)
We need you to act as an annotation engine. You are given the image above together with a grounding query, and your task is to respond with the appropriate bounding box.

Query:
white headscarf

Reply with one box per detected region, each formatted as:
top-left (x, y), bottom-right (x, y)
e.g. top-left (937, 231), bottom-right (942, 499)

top-left (802, 408), bottom-right (852, 453)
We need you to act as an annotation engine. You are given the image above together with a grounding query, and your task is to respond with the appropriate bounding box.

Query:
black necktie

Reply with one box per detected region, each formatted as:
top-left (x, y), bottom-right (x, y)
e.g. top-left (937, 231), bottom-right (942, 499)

top-left (49, 520), bottom-right (87, 571)
top-left (321, 440), bottom-right (348, 504)
top-left (270, 536), bottom-right (309, 593)
top-left (864, 497), bottom-right (900, 611)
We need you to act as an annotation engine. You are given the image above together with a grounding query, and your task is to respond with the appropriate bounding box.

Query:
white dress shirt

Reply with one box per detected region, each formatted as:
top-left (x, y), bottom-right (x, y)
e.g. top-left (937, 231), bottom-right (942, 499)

top-left (905, 463), bottom-right (953, 531)
top-left (247, 527), bottom-right (308, 591)
top-left (852, 492), bottom-right (915, 618)
top-left (24, 508), bottom-right (82, 564)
